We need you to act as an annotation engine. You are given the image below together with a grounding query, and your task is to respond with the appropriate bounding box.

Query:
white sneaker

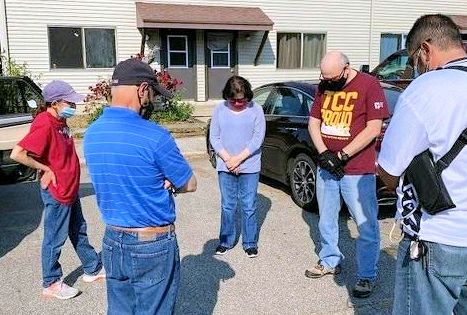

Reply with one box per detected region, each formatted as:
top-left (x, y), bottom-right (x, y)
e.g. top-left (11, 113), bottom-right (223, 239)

top-left (82, 268), bottom-right (106, 283)
top-left (42, 281), bottom-right (80, 300)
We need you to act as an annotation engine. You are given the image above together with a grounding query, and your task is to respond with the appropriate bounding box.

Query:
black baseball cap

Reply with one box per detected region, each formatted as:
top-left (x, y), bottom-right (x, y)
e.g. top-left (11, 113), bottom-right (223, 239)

top-left (111, 59), bottom-right (172, 98)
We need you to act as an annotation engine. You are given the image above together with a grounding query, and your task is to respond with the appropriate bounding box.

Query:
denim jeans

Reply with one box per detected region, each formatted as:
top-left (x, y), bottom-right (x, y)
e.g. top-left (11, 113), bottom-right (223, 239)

top-left (393, 237), bottom-right (467, 315)
top-left (102, 227), bottom-right (180, 315)
top-left (316, 168), bottom-right (380, 281)
top-left (218, 171), bottom-right (260, 250)
top-left (40, 188), bottom-right (102, 288)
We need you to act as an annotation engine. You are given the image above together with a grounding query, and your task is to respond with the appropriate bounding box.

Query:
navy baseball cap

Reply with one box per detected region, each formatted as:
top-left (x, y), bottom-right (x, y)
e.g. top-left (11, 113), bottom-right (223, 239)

top-left (42, 80), bottom-right (85, 103)
top-left (111, 59), bottom-right (172, 98)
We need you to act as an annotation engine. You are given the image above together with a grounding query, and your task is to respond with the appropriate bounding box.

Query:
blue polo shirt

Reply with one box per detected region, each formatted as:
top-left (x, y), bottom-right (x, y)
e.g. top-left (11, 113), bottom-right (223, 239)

top-left (83, 107), bottom-right (193, 227)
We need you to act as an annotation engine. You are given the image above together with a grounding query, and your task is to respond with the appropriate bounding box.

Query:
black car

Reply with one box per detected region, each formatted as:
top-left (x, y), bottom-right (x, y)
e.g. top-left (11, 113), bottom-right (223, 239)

top-left (206, 80), bottom-right (403, 210)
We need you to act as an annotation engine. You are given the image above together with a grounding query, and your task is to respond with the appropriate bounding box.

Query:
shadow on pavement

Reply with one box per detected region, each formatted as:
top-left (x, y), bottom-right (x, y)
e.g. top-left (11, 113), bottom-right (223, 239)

top-left (175, 239), bottom-right (235, 315)
top-left (79, 182), bottom-right (96, 198)
top-left (302, 201), bottom-right (397, 314)
top-left (0, 181), bottom-right (43, 258)
top-left (0, 181), bottom-right (97, 259)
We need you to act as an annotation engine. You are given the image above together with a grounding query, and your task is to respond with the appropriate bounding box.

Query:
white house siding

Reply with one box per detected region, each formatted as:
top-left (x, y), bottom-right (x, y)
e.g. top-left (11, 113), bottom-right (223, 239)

top-left (4, 0), bottom-right (142, 94)
top-left (370, 1), bottom-right (467, 68)
top-left (4, 0), bottom-right (467, 97)
top-left (142, 0), bottom-right (373, 90)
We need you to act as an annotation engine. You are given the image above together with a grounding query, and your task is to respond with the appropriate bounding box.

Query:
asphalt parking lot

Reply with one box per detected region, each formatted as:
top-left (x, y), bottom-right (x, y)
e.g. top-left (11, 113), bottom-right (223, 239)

top-left (0, 138), bottom-right (399, 315)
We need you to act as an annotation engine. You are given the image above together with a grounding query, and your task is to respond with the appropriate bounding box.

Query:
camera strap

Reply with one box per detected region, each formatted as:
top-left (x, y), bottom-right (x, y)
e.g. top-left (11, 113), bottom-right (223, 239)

top-left (435, 65), bottom-right (467, 173)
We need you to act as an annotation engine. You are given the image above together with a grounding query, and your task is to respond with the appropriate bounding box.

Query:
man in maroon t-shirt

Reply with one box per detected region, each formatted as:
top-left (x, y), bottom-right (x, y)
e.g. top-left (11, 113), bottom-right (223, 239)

top-left (10, 80), bottom-right (104, 299)
top-left (305, 51), bottom-right (389, 298)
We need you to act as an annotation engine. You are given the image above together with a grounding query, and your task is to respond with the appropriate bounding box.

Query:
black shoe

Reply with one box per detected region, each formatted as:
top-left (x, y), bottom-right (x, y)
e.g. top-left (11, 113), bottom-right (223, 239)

top-left (352, 279), bottom-right (374, 298)
top-left (215, 245), bottom-right (229, 255)
top-left (245, 248), bottom-right (258, 258)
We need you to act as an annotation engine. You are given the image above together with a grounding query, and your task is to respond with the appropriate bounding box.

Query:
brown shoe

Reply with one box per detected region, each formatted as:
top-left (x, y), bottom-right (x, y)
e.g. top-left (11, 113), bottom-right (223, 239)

top-left (305, 263), bottom-right (341, 278)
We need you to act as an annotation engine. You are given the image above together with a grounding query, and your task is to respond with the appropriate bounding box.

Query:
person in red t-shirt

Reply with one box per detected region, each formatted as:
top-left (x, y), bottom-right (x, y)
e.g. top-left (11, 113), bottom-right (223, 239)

top-left (305, 51), bottom-right (389, 298)
top-left (10, 80), bottom-right (104, 300)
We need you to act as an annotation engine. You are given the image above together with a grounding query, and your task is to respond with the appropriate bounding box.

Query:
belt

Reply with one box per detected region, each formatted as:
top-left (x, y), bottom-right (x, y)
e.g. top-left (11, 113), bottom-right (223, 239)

top-left (109, 224), bottom-right (175, 236)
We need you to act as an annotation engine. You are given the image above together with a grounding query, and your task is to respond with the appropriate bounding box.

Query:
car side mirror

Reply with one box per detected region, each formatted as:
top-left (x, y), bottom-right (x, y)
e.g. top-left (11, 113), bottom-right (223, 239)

top-left (27, 100), bottom-right (37, 109)
top-left (360, 64), bottom-right (370, 73)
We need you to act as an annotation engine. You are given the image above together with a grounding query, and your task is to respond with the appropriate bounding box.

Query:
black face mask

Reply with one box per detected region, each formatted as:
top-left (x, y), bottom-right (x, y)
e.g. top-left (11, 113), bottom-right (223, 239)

top-left (318, 75), bottom-right (348, 93)
top-left (139, 101), bottom-right (155, 120)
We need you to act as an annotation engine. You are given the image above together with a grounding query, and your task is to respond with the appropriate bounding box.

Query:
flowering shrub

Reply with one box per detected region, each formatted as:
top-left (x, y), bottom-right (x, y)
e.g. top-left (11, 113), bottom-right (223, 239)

top-left (84, 54), bottom-right (190, 123)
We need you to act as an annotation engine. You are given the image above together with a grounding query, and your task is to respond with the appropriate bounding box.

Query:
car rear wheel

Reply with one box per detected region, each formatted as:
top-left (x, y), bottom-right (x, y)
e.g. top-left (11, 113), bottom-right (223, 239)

top-left (288, 154), bottom-right (317, 210)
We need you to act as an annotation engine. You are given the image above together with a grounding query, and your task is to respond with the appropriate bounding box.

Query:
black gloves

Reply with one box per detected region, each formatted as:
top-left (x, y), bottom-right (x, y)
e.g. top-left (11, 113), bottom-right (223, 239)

top-left (318, 150), bottom-right (345, 179)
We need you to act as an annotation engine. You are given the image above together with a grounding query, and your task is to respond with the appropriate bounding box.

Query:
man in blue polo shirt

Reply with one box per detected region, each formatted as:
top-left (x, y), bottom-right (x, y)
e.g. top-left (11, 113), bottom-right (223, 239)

top-left (84, 58), bottom-right (197, 314)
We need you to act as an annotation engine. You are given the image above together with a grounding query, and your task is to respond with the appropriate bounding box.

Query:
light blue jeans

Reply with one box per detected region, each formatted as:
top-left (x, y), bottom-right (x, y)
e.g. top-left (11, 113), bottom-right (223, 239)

top-left (316, 168), bottom-right (380, 281)
top-left (393, 237), bottom-right (467, 315)
top-left (218, 171), bottom-right (260, 250)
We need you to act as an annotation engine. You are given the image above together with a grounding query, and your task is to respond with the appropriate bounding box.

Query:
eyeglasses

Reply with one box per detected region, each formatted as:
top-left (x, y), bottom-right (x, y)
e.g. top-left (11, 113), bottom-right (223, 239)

top-left (320, 64), bottom-right (348, 82)
top-left (52, 100), bottom-right (76, 108)
top-left (408, 39), bottom-right (431, 68)
top-left (408, 47), bottom-right (422, 68)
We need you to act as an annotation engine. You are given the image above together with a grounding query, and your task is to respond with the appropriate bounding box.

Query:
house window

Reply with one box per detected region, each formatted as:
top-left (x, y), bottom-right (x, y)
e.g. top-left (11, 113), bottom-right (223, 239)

top-left (380, 33), bottom-right (407, 61)
top-left (168, 35), bottom-right (188, 68)
top-left (277, 33), bottom-right (326, 69)
top-left (48, 27), bottom-right (116, 69)
top-left (211, 43), bottom-right (230, 68)
top-left (85, 29), bottom-right (117, 68)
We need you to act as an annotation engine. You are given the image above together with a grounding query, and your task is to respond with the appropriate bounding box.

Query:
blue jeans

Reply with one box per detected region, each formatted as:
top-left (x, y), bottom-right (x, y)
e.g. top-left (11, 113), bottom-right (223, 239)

top-left (41, 189), bottom-right (101, 287)
top-left (316, 168), bottom-right (380, 280)
top-left (218, 171), bottom-right (260, 250)
top-left (102, 227), bottom-right (180, 315)
top-left (393, 237), bottom-right (467, 315)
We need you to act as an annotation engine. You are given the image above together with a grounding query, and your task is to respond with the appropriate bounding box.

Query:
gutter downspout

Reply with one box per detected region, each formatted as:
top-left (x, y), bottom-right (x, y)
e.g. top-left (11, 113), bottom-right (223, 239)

top-left (0, 0), bottom-right (9, 75)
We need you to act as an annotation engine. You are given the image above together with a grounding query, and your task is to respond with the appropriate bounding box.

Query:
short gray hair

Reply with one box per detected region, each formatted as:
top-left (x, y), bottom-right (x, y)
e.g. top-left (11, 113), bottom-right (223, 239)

top-left (406, 14), bottom-right (463, 55)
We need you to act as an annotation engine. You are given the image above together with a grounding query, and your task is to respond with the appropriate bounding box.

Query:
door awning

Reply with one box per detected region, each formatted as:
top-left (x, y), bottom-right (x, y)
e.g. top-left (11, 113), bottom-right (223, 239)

top-left (136, 2), bottom-right (274, 31)
top-left (450, 15), bottom-right (467, 30)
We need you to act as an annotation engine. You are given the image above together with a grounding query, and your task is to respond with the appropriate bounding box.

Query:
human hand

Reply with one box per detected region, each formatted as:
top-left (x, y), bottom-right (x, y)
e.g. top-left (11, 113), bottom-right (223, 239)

top-left (164, 180), bottom-right (173, 190)
top-left (226, 156), bottom-right (242, 171)
top-left (318, 150), bottom-right (345, 179)
top-left (40, 168), bottom-right (57, 189)
top-left (231, 166), bottom-right (240, 175)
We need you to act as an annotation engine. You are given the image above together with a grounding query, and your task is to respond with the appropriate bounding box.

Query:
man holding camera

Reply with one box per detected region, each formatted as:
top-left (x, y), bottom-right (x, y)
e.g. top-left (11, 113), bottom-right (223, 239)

top-left (378, 14), bottom-right (467, 314)
top-left (307, 51), bottom-right (389, 298)
top-left (84, 59), bottom-right (197, 314)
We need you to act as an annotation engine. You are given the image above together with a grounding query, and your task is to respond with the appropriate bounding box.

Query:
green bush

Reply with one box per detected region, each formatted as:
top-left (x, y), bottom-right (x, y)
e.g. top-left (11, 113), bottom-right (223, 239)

top-left (150, 94), bottom-right (194, 123)
top-left (86, 102), bottom-right (105, 124)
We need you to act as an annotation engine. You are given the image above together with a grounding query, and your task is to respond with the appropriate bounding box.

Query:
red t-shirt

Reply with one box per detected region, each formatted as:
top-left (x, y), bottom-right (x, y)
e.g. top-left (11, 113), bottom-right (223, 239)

top-left (310, 72), bottom-right (389, 175)
top-left (19, 111), bottom-right (80, 204)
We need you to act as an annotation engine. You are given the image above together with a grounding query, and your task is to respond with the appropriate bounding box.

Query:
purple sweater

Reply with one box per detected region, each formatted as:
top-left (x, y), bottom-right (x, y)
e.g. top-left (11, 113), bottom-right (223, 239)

top-left (209, 101), bottom-right (266, 173)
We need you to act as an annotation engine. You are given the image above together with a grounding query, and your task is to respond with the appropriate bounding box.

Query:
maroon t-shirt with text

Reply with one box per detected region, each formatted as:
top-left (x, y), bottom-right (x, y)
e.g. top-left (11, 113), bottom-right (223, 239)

top-left (19, 111), bottom-right (80, 204)
top-left (310, 72), bottom-right (389, 175)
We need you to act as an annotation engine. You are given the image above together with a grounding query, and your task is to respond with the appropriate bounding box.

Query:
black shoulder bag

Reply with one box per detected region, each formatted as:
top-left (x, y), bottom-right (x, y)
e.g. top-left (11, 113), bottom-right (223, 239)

top-left (404, 65), bottom-right (467, 215)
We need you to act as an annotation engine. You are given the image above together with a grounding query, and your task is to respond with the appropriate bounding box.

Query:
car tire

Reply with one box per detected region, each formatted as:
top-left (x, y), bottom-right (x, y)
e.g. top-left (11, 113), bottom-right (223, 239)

top-left (288, 153), bottom-right (317, 211)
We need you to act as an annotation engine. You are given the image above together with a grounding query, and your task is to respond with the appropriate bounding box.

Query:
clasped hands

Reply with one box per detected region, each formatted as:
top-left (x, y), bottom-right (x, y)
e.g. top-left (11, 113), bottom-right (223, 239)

top-left (224, 154), bottom-right (242, 175)
top-left (318, 150), bottom-right (346, 179)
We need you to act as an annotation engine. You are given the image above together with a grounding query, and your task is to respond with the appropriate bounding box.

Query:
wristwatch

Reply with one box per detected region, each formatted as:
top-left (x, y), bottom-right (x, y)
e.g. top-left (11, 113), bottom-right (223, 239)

top-left (339, 150), bottom-right (350, 164)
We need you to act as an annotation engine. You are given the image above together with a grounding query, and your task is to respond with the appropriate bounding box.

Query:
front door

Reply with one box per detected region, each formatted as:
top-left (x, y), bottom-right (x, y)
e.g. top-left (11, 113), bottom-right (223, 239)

top-left (161, 30), bottom-right (196, 99)
top-left (206, 32), bottom-right (237, 99)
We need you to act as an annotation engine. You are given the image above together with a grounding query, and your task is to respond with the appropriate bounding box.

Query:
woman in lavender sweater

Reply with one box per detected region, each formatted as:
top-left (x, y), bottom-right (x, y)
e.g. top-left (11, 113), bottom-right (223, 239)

top-left (209, 76), bottom-right (266, 258)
